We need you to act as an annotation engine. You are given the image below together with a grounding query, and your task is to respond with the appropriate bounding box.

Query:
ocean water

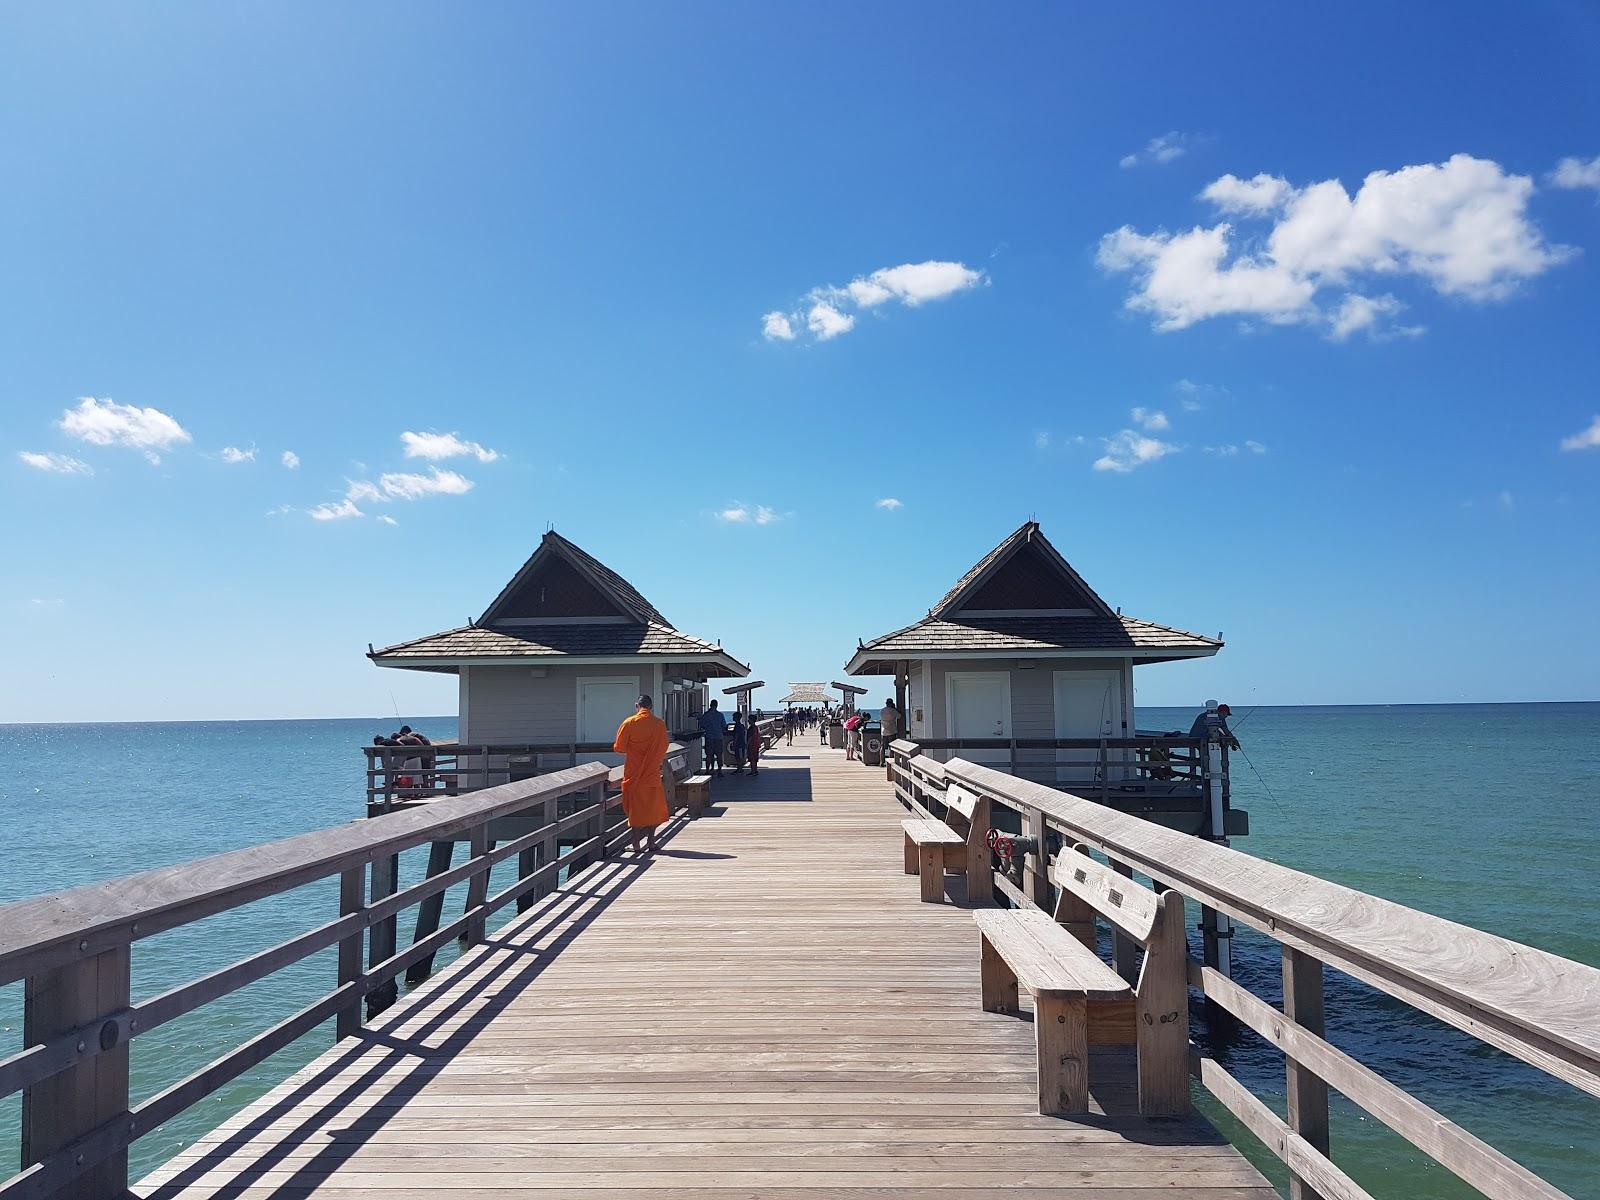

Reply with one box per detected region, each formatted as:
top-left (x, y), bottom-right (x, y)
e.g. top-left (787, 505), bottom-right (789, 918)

top-left (1, 705), bottom-right (1597, 1196)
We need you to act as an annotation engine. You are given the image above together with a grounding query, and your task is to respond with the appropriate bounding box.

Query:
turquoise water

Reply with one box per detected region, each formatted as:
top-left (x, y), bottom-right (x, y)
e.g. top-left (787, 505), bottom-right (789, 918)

top-left (1, 705), bottom-right (1597, 1195)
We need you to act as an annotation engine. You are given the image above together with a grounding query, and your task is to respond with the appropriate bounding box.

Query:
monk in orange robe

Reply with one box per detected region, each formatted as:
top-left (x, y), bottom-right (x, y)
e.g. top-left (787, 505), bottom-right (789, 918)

top-left (613, 693), bottom-right (670, 853)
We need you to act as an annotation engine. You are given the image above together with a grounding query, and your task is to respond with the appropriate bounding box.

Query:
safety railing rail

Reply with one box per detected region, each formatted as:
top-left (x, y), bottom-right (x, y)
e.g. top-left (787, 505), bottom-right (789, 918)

top-left (362, 732), bottom-right (706, 806)
top-left (0, 761), bottom-right (617, 1200)
top-left (887, 740), bottom-right (1598, 1200)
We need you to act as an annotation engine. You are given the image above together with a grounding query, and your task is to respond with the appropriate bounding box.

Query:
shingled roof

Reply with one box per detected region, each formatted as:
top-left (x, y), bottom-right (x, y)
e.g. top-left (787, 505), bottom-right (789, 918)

top-left (370, 531), bottom-right (747, 677)
top-left (844, 522), bottom-right (1222, 674)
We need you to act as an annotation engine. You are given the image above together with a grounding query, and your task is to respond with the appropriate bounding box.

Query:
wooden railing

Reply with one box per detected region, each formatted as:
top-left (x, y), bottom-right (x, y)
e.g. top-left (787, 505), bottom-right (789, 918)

top-left (909, 735), bottom-right (1207, 787)
top-left (0, 761), bottom-right (621, 1200)
top-left (362, 732), bottom-right (706, 806)
top-left (888, 740), bottom-right (1599, 1200)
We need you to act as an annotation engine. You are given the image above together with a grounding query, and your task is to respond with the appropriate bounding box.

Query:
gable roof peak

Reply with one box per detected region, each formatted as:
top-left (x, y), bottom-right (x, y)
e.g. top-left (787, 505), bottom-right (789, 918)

top-left (478, 530), bottom-right (672, 627)
top-left (930, 521), bottom-right (1115, 619)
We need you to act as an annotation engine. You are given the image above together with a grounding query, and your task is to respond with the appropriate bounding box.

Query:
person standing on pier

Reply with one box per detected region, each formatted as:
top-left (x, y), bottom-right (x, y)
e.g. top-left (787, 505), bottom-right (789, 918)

top-left (747, 716), bottom-right (762, 775)
top-left (613, 694), bottom-right (670, 854)
top-left (698, 700), bottom-right (727, 778)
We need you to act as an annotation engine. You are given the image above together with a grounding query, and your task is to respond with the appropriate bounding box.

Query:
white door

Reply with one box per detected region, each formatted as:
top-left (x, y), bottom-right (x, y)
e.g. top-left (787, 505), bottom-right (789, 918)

top-left (945, 672), bottom-right (1011, 765)
top-left (578, 677), bottom-right (640, 761)
top-left (1053, 670), bottom-right (1123, 783)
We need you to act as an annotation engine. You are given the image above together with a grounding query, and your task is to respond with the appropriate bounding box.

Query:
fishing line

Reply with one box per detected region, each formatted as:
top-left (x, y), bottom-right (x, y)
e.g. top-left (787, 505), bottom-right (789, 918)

top-left (1235, 741), bottom-right (1287, 815)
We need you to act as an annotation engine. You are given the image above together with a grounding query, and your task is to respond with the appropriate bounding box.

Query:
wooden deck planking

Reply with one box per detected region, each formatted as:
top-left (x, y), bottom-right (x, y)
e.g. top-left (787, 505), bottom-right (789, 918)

top-left (136, 745), bottom-right (1275, 1199)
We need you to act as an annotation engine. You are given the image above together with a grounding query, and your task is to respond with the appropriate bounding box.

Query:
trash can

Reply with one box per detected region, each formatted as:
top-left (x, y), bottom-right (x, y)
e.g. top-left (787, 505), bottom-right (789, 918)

top-left (828, 720), bottom-right (844, 749)
top-left (862, 723), bottom-right (884, 767)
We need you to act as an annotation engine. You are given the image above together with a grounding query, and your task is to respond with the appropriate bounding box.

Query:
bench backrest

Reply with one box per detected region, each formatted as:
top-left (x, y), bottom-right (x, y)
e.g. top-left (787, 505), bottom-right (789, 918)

top-left (1051, 845), bottom-right (1160, 944)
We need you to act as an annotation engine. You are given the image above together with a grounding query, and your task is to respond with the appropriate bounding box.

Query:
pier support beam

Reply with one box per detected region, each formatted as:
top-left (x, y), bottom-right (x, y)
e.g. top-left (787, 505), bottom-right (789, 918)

top-left (366, 852), bottom-right (400, 1018)
top-left (406, 840), bottom-right (455, 986)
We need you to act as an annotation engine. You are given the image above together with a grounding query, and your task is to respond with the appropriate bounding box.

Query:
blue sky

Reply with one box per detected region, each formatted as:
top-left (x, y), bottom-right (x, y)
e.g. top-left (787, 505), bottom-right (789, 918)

top-left (4, 2), bottom-right (1599, 722)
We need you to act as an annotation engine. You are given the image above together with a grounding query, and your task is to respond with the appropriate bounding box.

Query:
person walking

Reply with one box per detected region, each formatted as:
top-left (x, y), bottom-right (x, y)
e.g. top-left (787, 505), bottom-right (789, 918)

top-left (698, 700), bottom-right (727, 778)
top-left (613, 694), bottom-right (670, 854)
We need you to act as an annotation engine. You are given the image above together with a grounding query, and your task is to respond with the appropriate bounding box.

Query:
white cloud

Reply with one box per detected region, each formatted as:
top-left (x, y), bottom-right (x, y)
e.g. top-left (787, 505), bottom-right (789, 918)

top-left (1121, 132), bottom-right (1191, 169)
top-left (876, 497), bottom-right (903, 510)
top-left (1205, 444), bottom-right (1241, 456)
top-left (847, 261), bottom-right (984, 307)
top-left (377, 514), bottom-right (399, 526)
top-left (806, 301), bottom-right (856, 340)
top-left (1174, 378), bottom-right (1227, 410)
top-left (1034, 432), bottom-right (1051, 449)
top-left (1551, 156), bottom-right (1600, 193)
top-left (345, 479), bottom-right (385, 504)
top-left (765, 260), bottom-right (985, 343)
top-left (1328, 293), bottom-right (1423, 341)
top-left (718, 503), bottom-right (781, 525)
top-left (1498, 489), bottom-right (1515, 510)
top-left (18, 451), bottom-right (93, 475)
top-left (1101, 155), bottom-right (1574, 338)
top-left (220, 446), bottom-right (256, 464)
top-left (1202, 173), bottom-right (1293, 215)
top-left (1093, 430), bottom-right (1179, 473)
top-left (59, 397), bottom-right (191, 464)
top-left (1130, 406), bottom-right (1170, 431)
top-left (400, 431), bottom-right (499, 463)
top-left (1245, 439), bottom-right (1268, 454)
top-left (1098, 223), bottom-right (1316, 330)
top-left (281, 450), bottom-right (300, 469)
top-left (308, 498), bottom-right (363, 521)
top-left (375, 467), bottom-right (473, 500)
top-left (1560, 415), bottom-right (1600, 452)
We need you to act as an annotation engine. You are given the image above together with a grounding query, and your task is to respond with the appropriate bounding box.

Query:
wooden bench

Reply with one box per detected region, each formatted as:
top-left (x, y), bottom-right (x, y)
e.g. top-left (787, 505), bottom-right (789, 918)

top-left (901, 819), bottom-right (964, 902)
top-left (662, 748), bottom-right (713, 819)
top-left (974, 844), bottom-right (1189, 1117)
top-left (899, 781), bottom-right (993, 904)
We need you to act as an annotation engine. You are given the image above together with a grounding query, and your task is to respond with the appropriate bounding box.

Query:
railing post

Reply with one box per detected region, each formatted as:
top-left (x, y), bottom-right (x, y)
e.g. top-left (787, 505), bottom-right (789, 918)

top-left (464, 823), bottom-right (490, 946)
top-left (1022, 804), bottom-right (1052, 909)
top-left (591, 780), bottom-right (608, 861)
top-left (336, 866), bottom-right (365, 1039)
top-left (22, 946), bottom-right (131, 1200)
top-left (1283, 945), bottom-right (1330, 1200)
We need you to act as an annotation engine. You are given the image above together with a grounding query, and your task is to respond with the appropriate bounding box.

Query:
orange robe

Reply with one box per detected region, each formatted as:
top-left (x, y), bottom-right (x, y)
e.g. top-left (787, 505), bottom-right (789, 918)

top-left (613, 710), bottom-right (670, 828)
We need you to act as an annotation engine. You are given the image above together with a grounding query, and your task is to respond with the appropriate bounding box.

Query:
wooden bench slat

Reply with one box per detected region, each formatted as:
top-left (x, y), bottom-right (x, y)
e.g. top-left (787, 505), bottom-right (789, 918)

top-left (1051, 847), bottom-right (1160, 943)
top-left (944, 783), bottom-right (979, 822)
top-left (900, 818), bottom-right (963, 847)
top-left (974, 911), bottom-right (1130, 999)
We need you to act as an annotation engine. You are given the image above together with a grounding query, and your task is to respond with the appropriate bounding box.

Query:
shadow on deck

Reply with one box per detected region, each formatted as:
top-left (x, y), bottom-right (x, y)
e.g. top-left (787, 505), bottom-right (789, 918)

top-left (136, 746), bottom-right (1274, 1200)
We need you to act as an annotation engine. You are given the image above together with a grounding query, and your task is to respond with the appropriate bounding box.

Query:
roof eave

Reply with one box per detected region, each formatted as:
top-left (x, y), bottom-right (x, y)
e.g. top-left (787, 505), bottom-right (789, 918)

top-left (371, 650), bottom-right (751, 677)
top-left (844, 644), bottom-right (1221, 674)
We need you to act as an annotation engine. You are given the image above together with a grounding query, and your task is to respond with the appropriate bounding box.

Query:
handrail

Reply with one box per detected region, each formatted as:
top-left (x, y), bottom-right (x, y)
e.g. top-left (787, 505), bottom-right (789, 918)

top-left (0, 762), bottom-right (615, 1200)
top-left (887, 744), bottom-right (1596, 1200)
top-left (944, 757), bottom-right (1600, 1090)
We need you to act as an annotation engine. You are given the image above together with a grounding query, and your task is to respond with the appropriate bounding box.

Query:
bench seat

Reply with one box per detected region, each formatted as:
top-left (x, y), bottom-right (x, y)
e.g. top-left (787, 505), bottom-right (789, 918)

top-left (680, 773), bottom-right (713, 819)
top-left (901, 819), bottom-right (963, 902)
top-left (974, 910), bottom-right (1130, 999)
top-left (975, 909), bottom-right (1133, 1116)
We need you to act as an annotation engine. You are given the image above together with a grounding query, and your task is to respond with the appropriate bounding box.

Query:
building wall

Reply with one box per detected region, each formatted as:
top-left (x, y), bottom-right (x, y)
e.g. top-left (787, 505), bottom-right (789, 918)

top-left (462, 662), bottom-right (649, 744)
top-left (918, 657), bottom-right (1136, 771)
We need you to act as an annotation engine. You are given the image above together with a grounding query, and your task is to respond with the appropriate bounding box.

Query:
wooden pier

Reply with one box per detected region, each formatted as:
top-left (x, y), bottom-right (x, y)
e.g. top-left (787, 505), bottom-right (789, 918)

top-left (136, 745), bottom-right (1273, 1199)
top-left (4, 732), bottom-right (1597, 1200)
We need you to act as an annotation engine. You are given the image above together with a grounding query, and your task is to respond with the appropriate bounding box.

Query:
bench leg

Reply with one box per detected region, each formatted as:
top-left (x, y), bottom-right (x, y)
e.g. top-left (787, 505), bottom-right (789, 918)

top-left (903, 833), bottom-right (917, 875)
top-left (918, 843), bottom-right (942, 902)
top-left (980, 934), bottom-right (1019, 1014)
top-left (1035, 995), bottom-right (1089, 1116)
